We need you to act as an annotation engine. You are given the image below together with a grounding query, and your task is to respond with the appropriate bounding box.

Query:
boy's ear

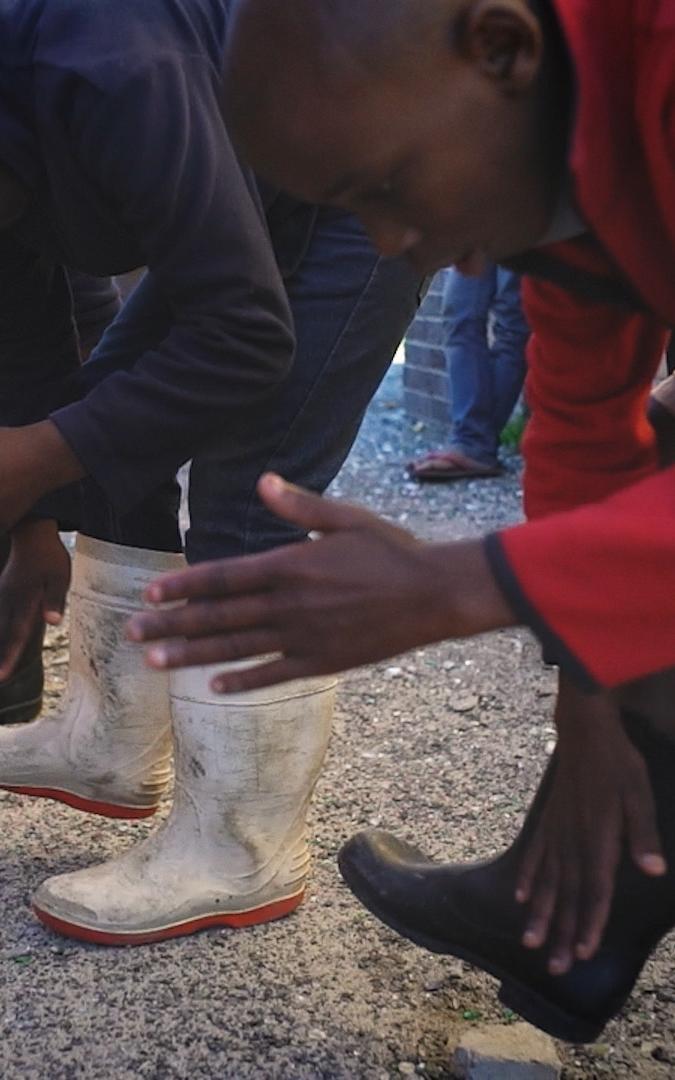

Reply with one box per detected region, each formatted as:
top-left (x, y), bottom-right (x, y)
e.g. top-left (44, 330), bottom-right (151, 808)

top-left (455, 0), bottom-right (542, 92)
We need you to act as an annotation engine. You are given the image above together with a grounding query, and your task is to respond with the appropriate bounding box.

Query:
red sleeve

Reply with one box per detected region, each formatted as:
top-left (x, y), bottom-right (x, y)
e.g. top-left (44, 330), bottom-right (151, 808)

top-left (520, 276), bottom-right (664, 520)
top-left (487, 469), bottom-right (675, 688)
top-left (485, 276), bottom-right (672, 689)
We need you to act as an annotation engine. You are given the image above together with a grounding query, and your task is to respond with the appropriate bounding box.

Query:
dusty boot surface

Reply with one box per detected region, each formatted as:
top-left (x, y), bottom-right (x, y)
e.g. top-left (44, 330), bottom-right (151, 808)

top-left (0, 536), bottom-right (184, 818)
top-left (33, 664), bottom-right (336, 944)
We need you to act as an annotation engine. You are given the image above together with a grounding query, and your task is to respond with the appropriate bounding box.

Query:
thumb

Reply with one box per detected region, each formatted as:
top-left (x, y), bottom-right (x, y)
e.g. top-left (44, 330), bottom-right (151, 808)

top-left (43, 575), bottom-right (69, 626)
top-left (256, 473), bottom-right (365, 534)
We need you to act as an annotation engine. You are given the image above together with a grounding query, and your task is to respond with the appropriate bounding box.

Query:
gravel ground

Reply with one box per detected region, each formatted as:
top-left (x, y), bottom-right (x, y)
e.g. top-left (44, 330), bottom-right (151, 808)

top-left (1, 365), bottom-right (673, 1079)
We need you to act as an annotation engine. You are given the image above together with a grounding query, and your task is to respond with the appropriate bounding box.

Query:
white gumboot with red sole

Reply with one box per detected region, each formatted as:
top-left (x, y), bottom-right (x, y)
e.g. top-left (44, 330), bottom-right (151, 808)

top-left (0, 535), bottom-right (184, 819)
top-left (33, 663), bottom-right (336, 945)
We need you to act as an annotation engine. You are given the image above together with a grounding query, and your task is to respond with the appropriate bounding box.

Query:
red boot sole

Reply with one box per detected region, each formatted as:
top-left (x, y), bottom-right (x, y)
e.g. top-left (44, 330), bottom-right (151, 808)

top-left (0, 784), bottom-right (158, 819)
top-left (33, 890), bottom-right (305, 946)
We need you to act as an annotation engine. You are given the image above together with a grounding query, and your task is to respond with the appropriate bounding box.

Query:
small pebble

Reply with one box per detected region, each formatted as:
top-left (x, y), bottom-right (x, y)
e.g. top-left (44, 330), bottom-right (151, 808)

top-left (453, 694), bottom-right (479, 713)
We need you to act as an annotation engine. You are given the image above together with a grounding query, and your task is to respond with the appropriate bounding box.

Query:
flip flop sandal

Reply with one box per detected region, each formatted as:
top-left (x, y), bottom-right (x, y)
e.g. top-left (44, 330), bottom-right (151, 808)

top-left (408, 451), bottom-right (502, 482)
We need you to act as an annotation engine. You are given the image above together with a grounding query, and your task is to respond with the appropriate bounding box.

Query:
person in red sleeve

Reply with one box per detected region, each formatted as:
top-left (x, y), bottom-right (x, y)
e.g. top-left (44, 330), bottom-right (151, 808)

top-left (128, 0), bottom-right (675, 1042)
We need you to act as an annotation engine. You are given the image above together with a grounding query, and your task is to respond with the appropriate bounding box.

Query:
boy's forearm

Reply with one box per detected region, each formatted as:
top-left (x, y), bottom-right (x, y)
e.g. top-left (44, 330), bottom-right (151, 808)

top-left (0, 421), bottom-right (86, 533)
top-left (421, 539), bottom-right (518, 642)
top-left (22, 420), bottom-right (86, 493)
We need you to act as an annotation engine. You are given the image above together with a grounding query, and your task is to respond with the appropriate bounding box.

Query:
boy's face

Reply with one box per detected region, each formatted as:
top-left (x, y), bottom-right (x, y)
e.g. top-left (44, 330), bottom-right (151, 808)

top-left (241, 53), bottom-right (559, 274)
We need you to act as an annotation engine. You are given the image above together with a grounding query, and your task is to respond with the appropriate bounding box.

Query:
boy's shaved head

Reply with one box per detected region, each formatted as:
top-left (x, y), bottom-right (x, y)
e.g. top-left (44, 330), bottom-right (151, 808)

top-left (229, 0), bottom-right (441, 79)
top-left (226, 0), bottom-right (444, 147)
top-left (225, 0), bottom-right (570, 271)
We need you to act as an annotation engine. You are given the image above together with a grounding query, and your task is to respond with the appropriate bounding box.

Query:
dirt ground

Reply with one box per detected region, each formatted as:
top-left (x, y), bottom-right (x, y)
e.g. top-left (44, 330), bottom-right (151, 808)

top-left (0, 366), bottom-right (673, 1079)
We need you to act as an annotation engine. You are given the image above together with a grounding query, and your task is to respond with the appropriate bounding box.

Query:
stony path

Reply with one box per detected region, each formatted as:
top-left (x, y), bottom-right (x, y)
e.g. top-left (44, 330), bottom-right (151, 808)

top-left (1, 367), bottom-right (673, 1079)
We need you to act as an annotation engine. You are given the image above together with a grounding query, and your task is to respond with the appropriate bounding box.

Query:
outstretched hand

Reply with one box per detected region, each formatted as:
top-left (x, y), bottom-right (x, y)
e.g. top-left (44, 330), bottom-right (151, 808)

top-left (128, 473), bottom-right (514, 692)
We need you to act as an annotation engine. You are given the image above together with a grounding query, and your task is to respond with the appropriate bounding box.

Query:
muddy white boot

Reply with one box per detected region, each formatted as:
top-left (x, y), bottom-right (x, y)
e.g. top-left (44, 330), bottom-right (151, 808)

top-left (32, 664), bottom-right (336, 944)
top-left (0, 535), bottom-right (184, 819)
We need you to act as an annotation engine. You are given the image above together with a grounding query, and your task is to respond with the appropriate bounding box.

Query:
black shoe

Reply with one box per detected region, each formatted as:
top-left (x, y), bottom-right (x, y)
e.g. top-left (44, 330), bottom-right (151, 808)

top-left (0, 629), bottom-right (44, 726)
top-left (338, 721), bottom-right (675, 1044)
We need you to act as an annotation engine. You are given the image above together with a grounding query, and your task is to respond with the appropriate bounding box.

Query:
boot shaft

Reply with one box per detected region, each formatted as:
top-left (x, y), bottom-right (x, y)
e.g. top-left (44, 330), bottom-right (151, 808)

top-left (73, 534), bottom-right (184, 609)
top-left (68, 536), bottom-right (184, 721)
top-left (0, 538), bottom-right (183, 811)
top-left (167, 664), bottom-right (336, 875)
top-left (170, 664), bottom-right (336, 796)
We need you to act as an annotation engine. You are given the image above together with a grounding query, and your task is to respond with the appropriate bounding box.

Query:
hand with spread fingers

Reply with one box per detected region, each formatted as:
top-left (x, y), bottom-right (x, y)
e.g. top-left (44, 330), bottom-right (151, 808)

top-left (127, 472), bottom-right (515, 693)
top-left (515, 674), bottom-right (667, 976)
top-left (129, 471), bottom-right (670, 978)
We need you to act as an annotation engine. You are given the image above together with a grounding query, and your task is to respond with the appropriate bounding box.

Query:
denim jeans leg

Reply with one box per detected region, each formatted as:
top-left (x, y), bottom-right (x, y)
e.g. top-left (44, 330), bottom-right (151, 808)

top-left (186, 208), bottom-right (422, 561)
top-left (491, 268), bottom-right (529, 433)
top-left (445, 267), bottom-right (500, 466)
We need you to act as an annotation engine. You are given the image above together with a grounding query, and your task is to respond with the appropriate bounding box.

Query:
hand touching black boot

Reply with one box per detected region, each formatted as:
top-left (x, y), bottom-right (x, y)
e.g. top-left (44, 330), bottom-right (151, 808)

top-left (338, 714), bottom-right (675, 1043)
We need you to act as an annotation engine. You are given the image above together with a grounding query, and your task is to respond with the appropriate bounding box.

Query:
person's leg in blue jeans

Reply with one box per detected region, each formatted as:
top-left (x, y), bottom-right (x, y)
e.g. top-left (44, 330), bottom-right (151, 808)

top-left (491, 267), bottom-right (530, 435)
top-left (2, 213), bottom-right (420, 560)
top-left (187, 206), bottom-right (422, 559)
top-left (446, 265), bottom-right (501, 468)
top-left (410, 265), bottom-right (528, 480)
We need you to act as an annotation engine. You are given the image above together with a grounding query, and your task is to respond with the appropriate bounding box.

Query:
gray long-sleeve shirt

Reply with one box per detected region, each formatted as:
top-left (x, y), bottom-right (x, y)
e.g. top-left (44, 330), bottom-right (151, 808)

top-left (0, 0), bottom-right (294, 510)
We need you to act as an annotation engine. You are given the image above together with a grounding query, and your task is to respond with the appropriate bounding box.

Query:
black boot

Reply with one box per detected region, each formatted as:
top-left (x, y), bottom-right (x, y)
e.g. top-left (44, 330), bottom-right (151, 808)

top-left (338, 718), bottom-right (675, 1044)
top-left (0, 536), bottom-right (44, 726)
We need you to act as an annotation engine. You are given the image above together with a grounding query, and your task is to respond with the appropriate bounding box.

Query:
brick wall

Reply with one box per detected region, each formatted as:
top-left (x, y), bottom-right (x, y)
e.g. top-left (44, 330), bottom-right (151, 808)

top-left (403, 270), bottom-right (451, 430)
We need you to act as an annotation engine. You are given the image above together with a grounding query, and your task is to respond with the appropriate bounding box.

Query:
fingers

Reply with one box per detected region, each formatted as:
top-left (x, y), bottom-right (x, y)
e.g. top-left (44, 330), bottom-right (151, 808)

top-left (573, 771), bottom-right (666, 964)
top-left (522, 855), bottom-right (559, 953)
top-left (144, 629), bottom-right (281, 672)
top-left (143, 550), bottom-right (280, 605)
top-left (128, 595), bottom-right (273, 643)
top-left (515, 833), bottom-right (544, 905)
top-left (573, 861), bottom-right (616, 963)
top-left (43, 573), bottom-right (69, 626)
top-left (522, 844), bottom-right (600, 974)
top-left (625, 770), bottom-right (668, 877)
top-left (141, 482), bottom-right (372, 607)
top-left (210, 655), bottom-right (314, 694)
top-left (547, 867), bottom-right (580, 976)
top-left (256, 473), bottom-right (368, 534)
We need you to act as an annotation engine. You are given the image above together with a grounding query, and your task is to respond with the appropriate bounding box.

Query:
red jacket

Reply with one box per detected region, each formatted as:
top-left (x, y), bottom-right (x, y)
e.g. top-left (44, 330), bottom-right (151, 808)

top-left (488, 0), bottom-right (675, 688)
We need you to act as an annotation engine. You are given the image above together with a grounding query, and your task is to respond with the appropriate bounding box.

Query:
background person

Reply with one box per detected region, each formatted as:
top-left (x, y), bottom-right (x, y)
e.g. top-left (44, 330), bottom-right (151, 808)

top-left (410, 265), bottom-right (528, 481)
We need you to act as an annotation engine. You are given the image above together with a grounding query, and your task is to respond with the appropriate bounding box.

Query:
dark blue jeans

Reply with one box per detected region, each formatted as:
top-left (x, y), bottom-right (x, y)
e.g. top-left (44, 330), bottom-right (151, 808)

top-left (443, 266), bottom-right (529, 468)
top-left (30, 209), bottom-right (422, 561)
top-left (187, 208), bottom-right (421, 559)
